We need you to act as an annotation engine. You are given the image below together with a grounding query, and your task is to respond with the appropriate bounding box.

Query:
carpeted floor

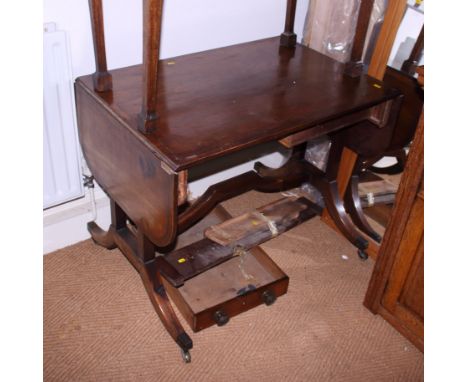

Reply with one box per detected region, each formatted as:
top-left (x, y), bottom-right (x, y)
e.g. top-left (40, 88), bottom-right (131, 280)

top-left (44, 191), bottom-right (423, 381)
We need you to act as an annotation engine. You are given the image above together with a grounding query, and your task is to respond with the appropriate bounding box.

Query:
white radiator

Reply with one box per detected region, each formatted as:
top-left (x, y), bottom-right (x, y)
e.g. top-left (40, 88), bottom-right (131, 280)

top-left (43, 22), bottom-right (84, 209)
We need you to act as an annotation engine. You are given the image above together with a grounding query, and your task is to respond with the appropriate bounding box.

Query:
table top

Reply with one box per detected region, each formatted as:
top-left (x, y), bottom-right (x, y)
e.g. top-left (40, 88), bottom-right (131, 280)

top-left (76, 37), bottom-right (399, 171)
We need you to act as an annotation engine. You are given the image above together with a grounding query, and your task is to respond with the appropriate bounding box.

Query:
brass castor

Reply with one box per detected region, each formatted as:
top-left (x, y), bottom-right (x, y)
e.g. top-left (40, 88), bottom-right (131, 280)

top-left (181, 348), bottom-right (191, 363)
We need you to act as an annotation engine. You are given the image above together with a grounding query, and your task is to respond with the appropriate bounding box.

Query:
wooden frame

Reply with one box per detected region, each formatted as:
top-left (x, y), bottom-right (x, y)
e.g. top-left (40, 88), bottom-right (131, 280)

top-left (364, 108), bottom-right (424, 350)
top-left (78, 0), bottom-right (405, 362)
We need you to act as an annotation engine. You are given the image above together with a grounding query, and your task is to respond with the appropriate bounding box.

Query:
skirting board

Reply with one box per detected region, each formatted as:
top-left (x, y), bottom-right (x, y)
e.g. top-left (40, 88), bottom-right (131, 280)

top-left (43, 187), bottom-right (111, 254)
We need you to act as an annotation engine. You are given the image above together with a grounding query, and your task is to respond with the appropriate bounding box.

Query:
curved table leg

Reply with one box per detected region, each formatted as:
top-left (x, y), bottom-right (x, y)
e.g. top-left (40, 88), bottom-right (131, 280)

top-left (344, 174), bottom-right (382, 243)
top-left (87, 221), bottom-right (117, 249)
top-left (303, 142), bottom-right (370, 253)
top-left (87, 198), bottom-right (192, 362)
top-left (87, 199), bottom-right (127, 249)
top-left (112, 228), bottom-right (193, 362)
top-left (145, 259), bottom-right (193, 361)
top-left (320, 179), bottom-right (369, 251)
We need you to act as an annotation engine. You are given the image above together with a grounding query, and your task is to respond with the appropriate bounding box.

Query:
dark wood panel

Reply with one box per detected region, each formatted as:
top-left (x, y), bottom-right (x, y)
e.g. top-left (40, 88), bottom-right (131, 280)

top-left (364, 109), bottom-right (424, 352)
top-left (76, 37), bottom-right (399, 171)
top-left (381, 198), bottom-right (424, 312)
top-left (364, 204), bottom-right (393, 228)
top-left (161, 197), bottom-right (319, 287)
top-left (75, 85), bottom-right (178, 247)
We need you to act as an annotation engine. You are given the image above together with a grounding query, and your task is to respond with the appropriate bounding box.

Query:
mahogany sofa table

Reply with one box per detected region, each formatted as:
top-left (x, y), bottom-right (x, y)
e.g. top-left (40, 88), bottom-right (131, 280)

top-left (76, 0), bottom-right (401, 363)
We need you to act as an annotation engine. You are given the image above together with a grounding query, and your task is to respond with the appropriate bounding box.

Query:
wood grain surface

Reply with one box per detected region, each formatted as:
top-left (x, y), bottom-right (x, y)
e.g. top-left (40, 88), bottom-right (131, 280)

top-left (76, 37), bottom-right (399, 171)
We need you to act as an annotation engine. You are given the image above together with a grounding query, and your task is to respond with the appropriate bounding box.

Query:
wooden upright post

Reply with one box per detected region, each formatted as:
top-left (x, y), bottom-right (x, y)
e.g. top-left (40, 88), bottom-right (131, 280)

top-left (368, 0), bottom-right (407, 79)
top-left (344, 0), bottom-right (375, 77)
top-left (401, 25), bottom-right (424, 75)
top-left (88, 0), bottom-right (113, 92)
top-left (280, 0), bottom-right (297, 47)
top-left (138, 0), bottom-right (165, 134)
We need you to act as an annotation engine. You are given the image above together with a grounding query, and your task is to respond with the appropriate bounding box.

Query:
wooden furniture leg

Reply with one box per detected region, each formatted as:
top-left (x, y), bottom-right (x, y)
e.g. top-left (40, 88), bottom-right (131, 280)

top-left (319, 144), bottom-right (369, 254)
top-left (87, 222), bottom-right (117, 249)
top-left (87, 199), bottom-right (125, 249)
top-left (87, 200), bottom-right (193, 363)
top-left (320, 178), bottom-right (368, 252)
top-left (88, 0), bottom-right (112, 92)
top-left (280, 0), bottom-right (297, 47)
top-left (321, 0), bottom-right (407, 257)
top-left (138, 0), bottom-right (165, 133)
top-left (344, 0), bottom-right (375, 77)
top-left (344, 173), bottom-right (382, 243)
top-left (401, 25), bottom-right (424, 76)
top-left (114, 230), bottom-right (193, 362)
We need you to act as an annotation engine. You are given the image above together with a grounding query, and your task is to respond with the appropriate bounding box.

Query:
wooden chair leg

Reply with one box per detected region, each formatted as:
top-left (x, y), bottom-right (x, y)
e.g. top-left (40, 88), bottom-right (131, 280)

top-left (344, 174), bottom-right (382, 243)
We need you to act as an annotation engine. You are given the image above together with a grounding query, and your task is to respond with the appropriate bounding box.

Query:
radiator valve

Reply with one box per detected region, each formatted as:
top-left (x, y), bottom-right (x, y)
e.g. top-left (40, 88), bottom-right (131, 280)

top-left (83, 174), bottom-right (95, 189)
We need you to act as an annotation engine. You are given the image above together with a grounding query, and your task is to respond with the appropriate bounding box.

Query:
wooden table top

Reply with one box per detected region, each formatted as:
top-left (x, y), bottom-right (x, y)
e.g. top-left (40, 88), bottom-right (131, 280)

top-left (76, 37), bottom-right (399, 171)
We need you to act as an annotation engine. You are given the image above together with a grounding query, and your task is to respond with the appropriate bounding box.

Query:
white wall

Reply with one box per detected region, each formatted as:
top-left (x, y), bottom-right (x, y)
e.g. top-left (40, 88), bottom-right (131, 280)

top-left (388, 3), bottom-right (424, 69)
top-left (43, 0), bottom-right (308, 253)
top-left (44, 0), bottom-right (308, 78)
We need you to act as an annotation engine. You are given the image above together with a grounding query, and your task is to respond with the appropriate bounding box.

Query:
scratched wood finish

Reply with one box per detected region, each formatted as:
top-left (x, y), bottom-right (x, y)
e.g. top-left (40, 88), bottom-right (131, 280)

top-left (160, 197), bottom-right (319, 287)
top-left (76, 37), bottom-right (399, 171)
top-left (205, 197), bottom-right (319, 246)
top-left (162, 252), bottom-right (289, 332)
top-left (75, 84), bottom-right (178, 247)
top-left (161, 207), bottom-right (289, 332)
top-left (150, 205), bottom-right (289, 333)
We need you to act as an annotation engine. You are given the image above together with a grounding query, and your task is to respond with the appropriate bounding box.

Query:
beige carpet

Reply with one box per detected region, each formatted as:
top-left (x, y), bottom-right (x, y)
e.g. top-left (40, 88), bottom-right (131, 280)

top-left (44, 191), bottom-right (423, 381)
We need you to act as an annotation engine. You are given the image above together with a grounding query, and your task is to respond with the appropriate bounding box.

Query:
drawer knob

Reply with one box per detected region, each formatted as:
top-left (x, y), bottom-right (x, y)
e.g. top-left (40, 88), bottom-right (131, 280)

top-left (262, 290), bottom-right (276, 306)
top-left (213, 310), bottom-right (229, 326)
